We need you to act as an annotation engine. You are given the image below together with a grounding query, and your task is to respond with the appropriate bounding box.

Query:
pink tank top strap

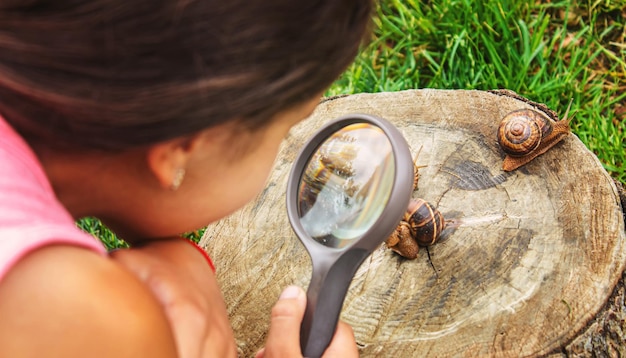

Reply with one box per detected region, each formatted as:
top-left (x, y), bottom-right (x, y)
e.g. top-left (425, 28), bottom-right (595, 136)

top-left (0, 116), bottom-right (106, 282)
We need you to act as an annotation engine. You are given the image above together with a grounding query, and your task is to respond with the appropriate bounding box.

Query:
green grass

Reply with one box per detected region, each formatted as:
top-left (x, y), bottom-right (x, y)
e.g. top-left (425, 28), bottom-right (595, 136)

top-left (82, 0), bottom-right (626, 247)
top-left (76, 217), bottom-right (128, 250)
top-left (328, 0), bottom-right (626, 183)
top-left (77, 217), bottom-right (206, 251)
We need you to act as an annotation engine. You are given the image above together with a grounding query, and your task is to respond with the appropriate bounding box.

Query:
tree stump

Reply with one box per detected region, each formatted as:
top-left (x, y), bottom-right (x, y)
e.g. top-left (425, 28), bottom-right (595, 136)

top-left (199, 89), bottom-right (626, 357)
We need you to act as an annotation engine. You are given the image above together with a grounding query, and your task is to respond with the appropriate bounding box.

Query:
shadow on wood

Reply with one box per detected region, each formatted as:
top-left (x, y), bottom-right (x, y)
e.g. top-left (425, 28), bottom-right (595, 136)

top-left (200, 89), bottom-right (626, 357)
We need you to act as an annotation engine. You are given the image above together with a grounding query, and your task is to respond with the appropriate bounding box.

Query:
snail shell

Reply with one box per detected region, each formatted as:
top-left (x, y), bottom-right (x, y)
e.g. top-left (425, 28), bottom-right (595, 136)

top-left (384, 198), bottom-right (445, 259)
top-left (497, 109), bottom-right (552, 157)
top-left (406, 198), bottom-right (445, 246)
top-left (497, 107), bottom-right (571, 171)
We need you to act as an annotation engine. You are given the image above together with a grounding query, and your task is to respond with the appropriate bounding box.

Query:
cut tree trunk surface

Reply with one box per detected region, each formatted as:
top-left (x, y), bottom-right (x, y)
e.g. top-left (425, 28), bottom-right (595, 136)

top-left (199, 89), bottom-right (626, 357)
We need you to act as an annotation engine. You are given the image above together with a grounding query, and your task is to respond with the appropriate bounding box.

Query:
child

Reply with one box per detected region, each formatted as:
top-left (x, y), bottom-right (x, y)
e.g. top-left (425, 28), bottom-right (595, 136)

top-left (0, 1), bottom-right (373, 357)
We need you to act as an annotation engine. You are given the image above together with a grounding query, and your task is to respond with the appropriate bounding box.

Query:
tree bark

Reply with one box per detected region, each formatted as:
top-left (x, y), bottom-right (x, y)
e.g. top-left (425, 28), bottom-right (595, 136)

top-left (200, 89), bottom-right (626, 357)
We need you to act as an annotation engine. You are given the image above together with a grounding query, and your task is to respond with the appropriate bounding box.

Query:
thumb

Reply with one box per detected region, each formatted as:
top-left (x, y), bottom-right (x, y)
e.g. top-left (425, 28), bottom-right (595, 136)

top-left (261, 286), bottom-right (306, 358)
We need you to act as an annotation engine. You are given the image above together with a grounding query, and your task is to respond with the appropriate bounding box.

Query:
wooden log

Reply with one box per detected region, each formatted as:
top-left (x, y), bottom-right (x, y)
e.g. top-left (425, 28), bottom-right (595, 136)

top-left (199, 89), bottom-right (626, 357)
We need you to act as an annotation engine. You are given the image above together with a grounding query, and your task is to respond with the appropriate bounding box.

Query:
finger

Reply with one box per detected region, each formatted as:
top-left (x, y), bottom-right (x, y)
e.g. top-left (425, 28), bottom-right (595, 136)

top-left (108, 249), bottom-right (153, 283)
top-left (254, 347), bottom-right (265, 358)
top-left (160, 300), bottom-right (206, 358)
top-left (263, 286), bottom-right (306, 357)
top-left (113, 252), bottom-right (205, 358)
top-left (322, 321), bottom-right (358, 358)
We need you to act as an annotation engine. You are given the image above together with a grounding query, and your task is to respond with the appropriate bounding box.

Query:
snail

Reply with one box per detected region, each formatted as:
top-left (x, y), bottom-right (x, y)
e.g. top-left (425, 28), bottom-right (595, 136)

top-left (385, 198), bottom-right (445, 259)
top-left (497, 102), bottom-right (572, 172)
top-left (384, 148), bottom-right (445, 259)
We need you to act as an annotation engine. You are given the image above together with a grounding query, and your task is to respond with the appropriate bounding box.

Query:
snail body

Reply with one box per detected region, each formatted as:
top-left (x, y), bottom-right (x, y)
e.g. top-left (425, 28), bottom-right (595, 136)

top-left (385, 198), bottom-right (445, 259)
top-left (497, 105), bottom-right (571, 171)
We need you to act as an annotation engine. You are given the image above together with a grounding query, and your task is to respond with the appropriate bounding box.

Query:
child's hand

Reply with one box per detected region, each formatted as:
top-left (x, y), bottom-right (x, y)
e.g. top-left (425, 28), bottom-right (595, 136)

top-left (110, 239), bottom-right (237, 358)
top-left (255, 286), bottom-right (359, 358)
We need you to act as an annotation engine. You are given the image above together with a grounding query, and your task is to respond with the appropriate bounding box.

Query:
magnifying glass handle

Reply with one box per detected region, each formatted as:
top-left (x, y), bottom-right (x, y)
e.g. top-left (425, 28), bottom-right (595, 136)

top-left (300, 276), bottom-right (334, 358)
top-left (300, 250), bottom-right (369, 357)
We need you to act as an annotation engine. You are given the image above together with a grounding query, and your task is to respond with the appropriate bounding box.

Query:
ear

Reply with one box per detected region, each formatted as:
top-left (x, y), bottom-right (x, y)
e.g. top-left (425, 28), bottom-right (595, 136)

top-left (145, 135), bottom-right (200, 189)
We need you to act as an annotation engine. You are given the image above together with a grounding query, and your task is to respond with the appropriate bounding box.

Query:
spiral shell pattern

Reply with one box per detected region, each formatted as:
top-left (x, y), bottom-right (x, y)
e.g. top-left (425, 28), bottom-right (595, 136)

top-left (497, 110), bottom-right (543, 157)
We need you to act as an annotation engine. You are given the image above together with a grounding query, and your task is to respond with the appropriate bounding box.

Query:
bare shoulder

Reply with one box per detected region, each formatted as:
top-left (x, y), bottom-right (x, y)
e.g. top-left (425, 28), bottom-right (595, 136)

top-left (0, 245), bottom-right (177, 358)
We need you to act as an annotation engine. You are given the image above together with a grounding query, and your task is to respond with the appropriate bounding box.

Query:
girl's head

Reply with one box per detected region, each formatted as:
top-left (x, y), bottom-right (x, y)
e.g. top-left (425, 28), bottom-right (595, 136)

top-left (0, 0), bottom-right (372, 150)
top-left (0, 1), bottom-right (373, 240)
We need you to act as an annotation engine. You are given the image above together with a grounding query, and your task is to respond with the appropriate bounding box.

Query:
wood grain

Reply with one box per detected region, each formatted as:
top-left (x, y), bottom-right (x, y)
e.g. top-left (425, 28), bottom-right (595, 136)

top-left (199, 89), bottom-right (626, 357)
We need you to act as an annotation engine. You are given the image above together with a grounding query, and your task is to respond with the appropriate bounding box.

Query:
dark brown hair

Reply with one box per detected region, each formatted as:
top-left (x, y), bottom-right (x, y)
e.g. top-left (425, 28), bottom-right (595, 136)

top-left (0, 0), bottom-right (372, 150)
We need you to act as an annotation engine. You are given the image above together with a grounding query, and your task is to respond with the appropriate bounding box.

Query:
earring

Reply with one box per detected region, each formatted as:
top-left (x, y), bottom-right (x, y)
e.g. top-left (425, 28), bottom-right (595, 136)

top-left (171, 168), bottom-right (186, 191)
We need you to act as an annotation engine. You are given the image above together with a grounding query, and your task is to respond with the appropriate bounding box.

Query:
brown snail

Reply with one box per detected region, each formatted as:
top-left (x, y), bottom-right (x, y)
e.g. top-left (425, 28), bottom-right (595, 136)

top-left (497, 103), bottom-right (572, 172)
top-left (385, 198), bottom-right (445, 259)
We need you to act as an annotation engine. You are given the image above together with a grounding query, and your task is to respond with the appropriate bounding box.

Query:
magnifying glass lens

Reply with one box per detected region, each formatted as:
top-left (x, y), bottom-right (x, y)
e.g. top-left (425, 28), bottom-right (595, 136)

top-left (297, 123), bottom-right (395, 248)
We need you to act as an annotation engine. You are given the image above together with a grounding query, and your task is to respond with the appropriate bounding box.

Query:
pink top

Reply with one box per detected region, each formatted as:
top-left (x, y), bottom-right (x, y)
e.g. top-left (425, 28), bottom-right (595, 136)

top-left (0, 116), bottom-right (106, 282)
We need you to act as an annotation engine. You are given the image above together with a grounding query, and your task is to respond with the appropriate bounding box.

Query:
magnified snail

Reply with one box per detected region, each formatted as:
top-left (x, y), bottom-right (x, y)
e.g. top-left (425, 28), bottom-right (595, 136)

top-left (385, 198), bottom-right (445, 259)
top-left (497, 101), bottom-right (573, 171)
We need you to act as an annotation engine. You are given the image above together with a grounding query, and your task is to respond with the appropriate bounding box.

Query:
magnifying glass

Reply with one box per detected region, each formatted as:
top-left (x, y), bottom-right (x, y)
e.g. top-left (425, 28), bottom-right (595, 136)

top-left (286, 114), bottom-right (414, 357)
